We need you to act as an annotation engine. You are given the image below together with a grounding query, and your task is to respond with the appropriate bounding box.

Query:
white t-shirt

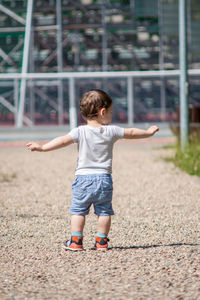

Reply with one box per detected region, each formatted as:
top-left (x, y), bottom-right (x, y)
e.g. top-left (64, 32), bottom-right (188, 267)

top-left (68, 125), bottom-right (124, 175)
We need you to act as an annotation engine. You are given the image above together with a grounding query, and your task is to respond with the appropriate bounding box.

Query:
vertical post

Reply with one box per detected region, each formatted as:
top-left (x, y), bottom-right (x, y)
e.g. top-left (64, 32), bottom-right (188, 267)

top-left (127, 77), bottom-right (134, 126)
top-left (130, 0), bottom-right (135, 70)
top-left (158, 0), bottom-right (166, 121)
top-left (101, 0), bottom-right (107, 91)
top-left (179, 0), bottom-right (189, 150)
top-left (14, 79), bottom-right (19, 127)
top-left (30, 80), bottom-right (35, 125)
top-left (101, 0), bottom-right (107, 72)
top-left (56, 0), bottom-right (64, 125)
top-left (69, 77), bottom-right (77, 129)
top-left (17, 0), bottom-right (33, 128)
top-left (187, 0), bottom-right (192, 64)
top-left (29, 27), bottom-right (35, 125)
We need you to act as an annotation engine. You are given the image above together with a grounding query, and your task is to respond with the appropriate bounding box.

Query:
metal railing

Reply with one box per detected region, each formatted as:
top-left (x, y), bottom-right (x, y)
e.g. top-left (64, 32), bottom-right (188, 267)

top-left (0, 69), bottom-right (200, 129)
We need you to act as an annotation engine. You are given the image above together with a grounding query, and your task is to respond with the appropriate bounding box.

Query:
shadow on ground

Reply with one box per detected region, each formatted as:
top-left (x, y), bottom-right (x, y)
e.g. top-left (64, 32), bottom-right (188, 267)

top-left (108, 243), bottom-right (200, 250)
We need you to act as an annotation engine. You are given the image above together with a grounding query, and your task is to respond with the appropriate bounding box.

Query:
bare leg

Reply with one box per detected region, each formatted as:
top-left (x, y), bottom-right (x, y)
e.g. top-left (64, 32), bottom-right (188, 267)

top-left (97, 215), bottom-right (111, 235)
top-left (71, 215), bottom-right (85, 233)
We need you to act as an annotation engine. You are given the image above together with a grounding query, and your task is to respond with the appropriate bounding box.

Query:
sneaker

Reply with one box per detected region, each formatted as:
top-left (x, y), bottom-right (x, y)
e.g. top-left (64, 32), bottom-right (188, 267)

top-left (63, 236), bottom-right (83, 251)
top-left (95, 236), bottom-right (109, 250)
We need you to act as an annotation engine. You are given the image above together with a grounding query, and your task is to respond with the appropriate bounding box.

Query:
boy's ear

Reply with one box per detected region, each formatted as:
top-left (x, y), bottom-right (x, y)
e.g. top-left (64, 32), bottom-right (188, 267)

top-left (99, 107), bottom-right (106, 117)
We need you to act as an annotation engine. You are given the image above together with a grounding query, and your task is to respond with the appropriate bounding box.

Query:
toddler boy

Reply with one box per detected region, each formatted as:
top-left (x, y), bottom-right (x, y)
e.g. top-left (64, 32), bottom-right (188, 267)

top-left (27, 89), bottom-right (159, 251)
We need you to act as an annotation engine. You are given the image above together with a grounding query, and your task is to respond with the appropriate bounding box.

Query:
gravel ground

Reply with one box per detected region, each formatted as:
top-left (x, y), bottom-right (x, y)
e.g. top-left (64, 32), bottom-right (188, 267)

top-left (0, 139), bottom-right (200, 300)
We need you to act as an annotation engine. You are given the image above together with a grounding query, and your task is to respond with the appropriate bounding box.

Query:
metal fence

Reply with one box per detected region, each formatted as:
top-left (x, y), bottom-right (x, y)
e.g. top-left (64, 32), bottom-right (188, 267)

top-left (0, 69), bottom-right (200, 129)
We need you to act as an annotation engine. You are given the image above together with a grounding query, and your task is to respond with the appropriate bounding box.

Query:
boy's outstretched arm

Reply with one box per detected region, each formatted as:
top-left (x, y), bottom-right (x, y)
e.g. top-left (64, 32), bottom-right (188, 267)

top-left (26, 134), bottom-right (74, 152)
top-left (124, 125), bottom-right (159, 139)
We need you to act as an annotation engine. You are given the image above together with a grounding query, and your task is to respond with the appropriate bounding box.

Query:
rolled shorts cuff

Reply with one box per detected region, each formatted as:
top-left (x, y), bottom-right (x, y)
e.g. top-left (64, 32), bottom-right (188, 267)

top-left (95, 211), bottom-right (115, 216)
top-left (69, 208), bottom-right (90, 216)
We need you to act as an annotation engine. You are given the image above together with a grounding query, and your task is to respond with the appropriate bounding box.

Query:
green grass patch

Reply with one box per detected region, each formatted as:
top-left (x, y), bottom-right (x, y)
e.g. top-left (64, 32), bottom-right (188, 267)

top-left (162, 144), bottom-right (176, 150)
top-left (166, 141), bottom-right (200, 177)
top-left (0, 172), bottom-right (17, 183)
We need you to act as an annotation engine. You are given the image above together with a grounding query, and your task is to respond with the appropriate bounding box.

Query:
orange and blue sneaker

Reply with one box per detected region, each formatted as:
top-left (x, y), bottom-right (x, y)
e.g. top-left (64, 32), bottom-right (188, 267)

top-left (63, 236), bottom-right (83, 251)
top-left (95, 236), bottom-right (110, 250)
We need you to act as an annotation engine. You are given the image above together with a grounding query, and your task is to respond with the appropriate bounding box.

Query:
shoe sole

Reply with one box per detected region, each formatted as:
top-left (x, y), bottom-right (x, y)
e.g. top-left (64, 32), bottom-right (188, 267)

top-left (63, 245), bottom-right (84, 251)
top-left (95, 246), bottom-right (108, 251)
top-left (63, 244), bottom-right (84, 251)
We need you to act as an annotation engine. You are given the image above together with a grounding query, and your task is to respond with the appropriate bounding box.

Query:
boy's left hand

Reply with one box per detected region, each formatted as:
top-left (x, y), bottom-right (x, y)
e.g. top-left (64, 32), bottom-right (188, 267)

top-left (147, 125), bottom-right (159, 136)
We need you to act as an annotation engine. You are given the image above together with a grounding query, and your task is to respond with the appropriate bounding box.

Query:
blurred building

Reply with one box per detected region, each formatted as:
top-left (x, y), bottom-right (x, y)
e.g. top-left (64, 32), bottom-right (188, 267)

top-left (0, 0), bottom-right (200, 127)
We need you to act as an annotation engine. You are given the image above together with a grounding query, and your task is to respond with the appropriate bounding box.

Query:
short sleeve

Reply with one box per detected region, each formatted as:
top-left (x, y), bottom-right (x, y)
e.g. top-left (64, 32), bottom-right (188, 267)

top-left (68, 127), bottom-right (79, 143)
top-left (111, 125), bottom-right (124, 142)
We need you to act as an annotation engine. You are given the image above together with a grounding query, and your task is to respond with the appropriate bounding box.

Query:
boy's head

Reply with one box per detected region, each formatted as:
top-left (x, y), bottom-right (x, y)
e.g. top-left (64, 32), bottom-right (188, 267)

top-left (80, 89), bottom-right (112, 121)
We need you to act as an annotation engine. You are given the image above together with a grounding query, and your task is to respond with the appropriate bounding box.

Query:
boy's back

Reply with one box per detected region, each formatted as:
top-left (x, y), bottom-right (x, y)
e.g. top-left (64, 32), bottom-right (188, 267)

top-left (69, 125), bottom-right (124, 175)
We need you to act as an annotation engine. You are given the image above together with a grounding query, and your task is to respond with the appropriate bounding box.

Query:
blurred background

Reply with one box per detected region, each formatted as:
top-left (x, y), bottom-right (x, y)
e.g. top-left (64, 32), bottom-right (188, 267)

top-left (0, 0), bottom-right (200, 135)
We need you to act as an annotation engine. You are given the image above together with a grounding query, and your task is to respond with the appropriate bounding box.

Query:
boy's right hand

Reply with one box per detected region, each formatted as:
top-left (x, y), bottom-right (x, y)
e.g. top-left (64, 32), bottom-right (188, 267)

top-left (26, 142), bottom-right (43, 152)
top-left (147, 125), bottom-right (159, 136)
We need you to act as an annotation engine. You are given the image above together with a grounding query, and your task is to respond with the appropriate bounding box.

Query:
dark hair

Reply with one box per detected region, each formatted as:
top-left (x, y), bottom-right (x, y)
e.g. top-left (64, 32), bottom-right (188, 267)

top-left (80, 89), bottom-right (112, 119)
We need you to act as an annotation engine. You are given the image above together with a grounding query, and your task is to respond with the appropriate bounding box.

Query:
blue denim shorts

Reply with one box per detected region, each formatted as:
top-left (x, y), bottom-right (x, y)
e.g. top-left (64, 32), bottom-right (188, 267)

top-left (70, 174), bottom-right (114, 216)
